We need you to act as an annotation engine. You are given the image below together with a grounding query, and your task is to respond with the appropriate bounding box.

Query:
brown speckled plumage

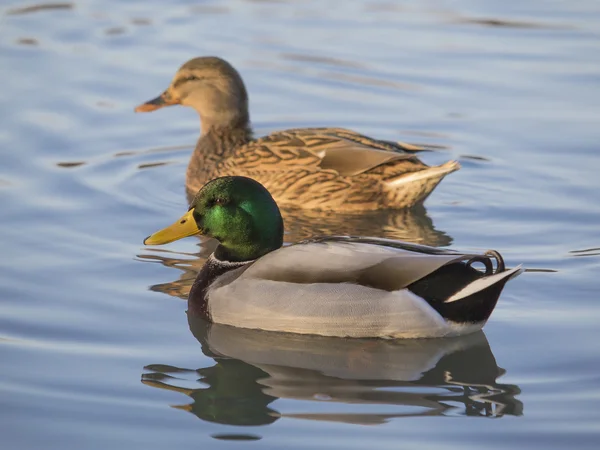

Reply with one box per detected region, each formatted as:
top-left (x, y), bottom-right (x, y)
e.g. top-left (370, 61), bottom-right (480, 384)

top-left (136, 56), bottom-right (460, 211)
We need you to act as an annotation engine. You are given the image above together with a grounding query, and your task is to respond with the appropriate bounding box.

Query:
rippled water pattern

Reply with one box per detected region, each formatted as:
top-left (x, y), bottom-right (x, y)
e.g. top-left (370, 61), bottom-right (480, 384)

top-left (1, 0), bottom-right (600, 448)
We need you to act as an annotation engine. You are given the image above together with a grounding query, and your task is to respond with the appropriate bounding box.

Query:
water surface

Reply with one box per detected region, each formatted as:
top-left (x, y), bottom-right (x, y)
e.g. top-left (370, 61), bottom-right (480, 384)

top-left (1, 0), bottom-right (600, 448)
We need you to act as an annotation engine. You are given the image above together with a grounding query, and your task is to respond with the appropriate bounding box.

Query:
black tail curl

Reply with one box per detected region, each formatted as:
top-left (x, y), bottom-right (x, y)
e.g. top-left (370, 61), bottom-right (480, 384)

top-left (466, 250), bottom-right (505, 276)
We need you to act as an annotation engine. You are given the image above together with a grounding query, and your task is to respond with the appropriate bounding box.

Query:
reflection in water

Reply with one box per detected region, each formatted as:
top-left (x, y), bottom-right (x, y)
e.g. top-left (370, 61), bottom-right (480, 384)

top-left (280, 203), bottom-right (451, 246)
top-left (455, 16), bottom-right (566, 29)
top-left (569, 247), bottom-right (600, 257)
top-left (6, 3), bottom-right (73, 16)
top-left (137, 246), bottom-right (212, 300)
top-left (139, 204), bottom-right (451, 299)
top-left (15, 37), bottom-right (39, 46)
top-left (142, 317), bottom-right (522, 431)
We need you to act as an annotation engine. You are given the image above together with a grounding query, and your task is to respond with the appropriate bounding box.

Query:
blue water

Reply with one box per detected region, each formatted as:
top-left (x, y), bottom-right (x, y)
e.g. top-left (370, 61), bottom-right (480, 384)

top-left (1, 0), bottom-right (600, 448)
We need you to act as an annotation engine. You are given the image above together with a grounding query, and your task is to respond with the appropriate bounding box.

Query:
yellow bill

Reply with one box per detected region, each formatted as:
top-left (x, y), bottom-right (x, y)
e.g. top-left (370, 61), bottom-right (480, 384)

top-left (144, 209), bottom-right (199, 245)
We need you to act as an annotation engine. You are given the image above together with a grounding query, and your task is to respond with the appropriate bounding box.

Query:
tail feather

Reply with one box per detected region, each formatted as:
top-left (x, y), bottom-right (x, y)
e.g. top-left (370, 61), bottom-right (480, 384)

top-left (384, 160), bottom-right (461, 188)
top-left (381, 160), bottom-right (460, 207)
top-left (439, 266), bottom-right (524, 324)
top-left (382, 140), bottom-right (449, 152)
top-left (446, 266), bottom-right (524, 303)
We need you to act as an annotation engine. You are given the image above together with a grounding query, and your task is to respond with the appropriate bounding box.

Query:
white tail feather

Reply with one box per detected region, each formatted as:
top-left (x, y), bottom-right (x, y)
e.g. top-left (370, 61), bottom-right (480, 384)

top-left (444, 265), bottom-right (524, 303)
top-left (385, 160), bottom-right (460, 188)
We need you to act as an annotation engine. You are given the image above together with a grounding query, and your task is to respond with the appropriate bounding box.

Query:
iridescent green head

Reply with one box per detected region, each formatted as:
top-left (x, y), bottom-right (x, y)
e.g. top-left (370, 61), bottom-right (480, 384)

top-left (145, 176), bottom-right (284, 262)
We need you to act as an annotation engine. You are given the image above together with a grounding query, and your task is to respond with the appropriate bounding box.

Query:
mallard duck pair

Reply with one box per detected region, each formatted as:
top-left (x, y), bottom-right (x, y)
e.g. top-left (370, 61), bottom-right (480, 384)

top-left (138, 57), bottom-right (521, 338)
top-left (135, 56), bottom-right (459, 211)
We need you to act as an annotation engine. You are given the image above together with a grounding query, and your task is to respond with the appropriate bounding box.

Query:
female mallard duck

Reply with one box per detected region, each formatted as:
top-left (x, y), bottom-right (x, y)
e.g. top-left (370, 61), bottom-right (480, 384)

top-left (135, 56), bottom-right (460, 211)
top-left (144, 176), bottom-right (522, 339)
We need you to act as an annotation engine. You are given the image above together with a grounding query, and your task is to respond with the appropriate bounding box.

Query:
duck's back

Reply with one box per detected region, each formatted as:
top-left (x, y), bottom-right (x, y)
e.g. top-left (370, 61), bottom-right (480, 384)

top-left (187, 127), bottom-right (459, 211)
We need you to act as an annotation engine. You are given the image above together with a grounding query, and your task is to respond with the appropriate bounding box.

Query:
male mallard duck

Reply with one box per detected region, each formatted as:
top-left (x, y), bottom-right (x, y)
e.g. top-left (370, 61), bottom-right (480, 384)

top-left (135, 56), bottom-right (460, 211)
top-left (144, 176), bottom-right (522, 339)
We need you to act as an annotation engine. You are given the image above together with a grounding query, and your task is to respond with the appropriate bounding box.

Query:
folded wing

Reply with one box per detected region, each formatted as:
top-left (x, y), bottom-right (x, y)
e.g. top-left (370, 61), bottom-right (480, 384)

top-left (206, 238), bottom-right (519, 338)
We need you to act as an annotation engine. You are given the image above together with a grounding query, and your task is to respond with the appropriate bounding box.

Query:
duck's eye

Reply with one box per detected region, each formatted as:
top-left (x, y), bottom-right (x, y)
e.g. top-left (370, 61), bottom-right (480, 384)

top-left (173, 75), bottom-right (201, 87)
top-left (213, 198), bottom-right (227, 206)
